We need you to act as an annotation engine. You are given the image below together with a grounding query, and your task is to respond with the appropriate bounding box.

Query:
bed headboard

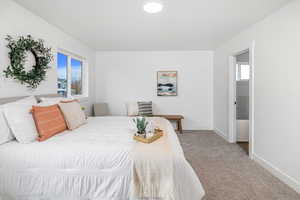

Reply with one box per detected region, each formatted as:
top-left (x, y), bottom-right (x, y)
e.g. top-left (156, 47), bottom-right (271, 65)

top-left (0, 94), bottom-right (61, 105)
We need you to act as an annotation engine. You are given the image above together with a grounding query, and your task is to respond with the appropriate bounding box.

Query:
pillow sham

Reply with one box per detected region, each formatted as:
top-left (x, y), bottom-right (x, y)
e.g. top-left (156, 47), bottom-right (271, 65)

top-left (40, 97), bottom-right (73, 106)
top-left (126, 102), bottom-right (139, 116)
top-left (0, 106), bottom-right (13, 144)
top-left (3, 102), bottom-right (38, 143)
top-left (138, 101), bottom-right (153, 116)
top-left (16, 96), bottom-right (37, 104)
top-left (32, 104), bottom-right (67, 142)
top-left (58, 100), bottom-right (86, 130)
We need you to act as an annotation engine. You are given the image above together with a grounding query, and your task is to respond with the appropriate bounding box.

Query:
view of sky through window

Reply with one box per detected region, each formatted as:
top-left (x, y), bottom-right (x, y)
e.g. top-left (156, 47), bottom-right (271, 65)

top-left (57, 53), bottom-right (83, 96)
top-left (71, 58), bottom-right (82, 95)
top-left (57, 53), bottom-right (68, 96)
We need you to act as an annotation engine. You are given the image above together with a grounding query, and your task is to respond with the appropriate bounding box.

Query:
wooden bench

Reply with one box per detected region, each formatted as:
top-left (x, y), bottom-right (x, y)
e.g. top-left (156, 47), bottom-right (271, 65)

top-left (153, 115), bottom-right (184, 134)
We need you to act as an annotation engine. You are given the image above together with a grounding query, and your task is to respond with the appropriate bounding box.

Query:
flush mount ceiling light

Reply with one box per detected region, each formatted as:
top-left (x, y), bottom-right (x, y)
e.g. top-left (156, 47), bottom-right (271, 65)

top-left (143, 0), bottom-right (163, 14)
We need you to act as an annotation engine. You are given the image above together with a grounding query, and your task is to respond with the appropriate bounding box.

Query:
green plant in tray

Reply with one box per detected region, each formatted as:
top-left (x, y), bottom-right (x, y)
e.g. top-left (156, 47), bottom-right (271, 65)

top-left (133, 117), bottom-right (149, 136)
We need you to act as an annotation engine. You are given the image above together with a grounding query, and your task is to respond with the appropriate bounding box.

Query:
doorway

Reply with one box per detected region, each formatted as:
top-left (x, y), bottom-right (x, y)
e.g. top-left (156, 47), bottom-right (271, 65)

top-left (235, 52), bottom-right (250, 155)
top-left (228, 42), bottom-right (255, 159)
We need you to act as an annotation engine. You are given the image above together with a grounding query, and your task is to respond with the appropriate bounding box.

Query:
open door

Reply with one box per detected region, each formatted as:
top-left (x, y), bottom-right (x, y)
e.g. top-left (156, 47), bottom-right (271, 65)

top-left (228, 41), bottom-right (255, 159)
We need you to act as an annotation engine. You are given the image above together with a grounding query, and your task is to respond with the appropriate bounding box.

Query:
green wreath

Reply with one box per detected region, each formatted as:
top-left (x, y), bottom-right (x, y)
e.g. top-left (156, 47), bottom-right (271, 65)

top-left (3, 35), bottom-right (53, 88)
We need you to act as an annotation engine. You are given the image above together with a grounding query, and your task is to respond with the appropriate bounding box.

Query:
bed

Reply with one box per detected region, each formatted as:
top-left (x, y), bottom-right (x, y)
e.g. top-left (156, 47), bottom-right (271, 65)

top-left (0, 96), bottom-right (205, 200)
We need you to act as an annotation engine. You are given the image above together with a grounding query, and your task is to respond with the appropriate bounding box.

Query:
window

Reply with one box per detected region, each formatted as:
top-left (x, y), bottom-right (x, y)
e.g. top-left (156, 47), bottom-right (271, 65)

top-left (236, 63), bottom-right (250, 81)
top-left (57, 53), bottom-right (68, 97)
top-left (71, 58), bottom-right (82, 96)
top-left (57, 51), bottom-right (87, 97)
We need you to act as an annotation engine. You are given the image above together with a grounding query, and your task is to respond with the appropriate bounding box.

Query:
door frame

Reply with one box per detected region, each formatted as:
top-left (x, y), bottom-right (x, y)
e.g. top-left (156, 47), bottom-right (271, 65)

top-left (228, 41), bottom-right (255, 159)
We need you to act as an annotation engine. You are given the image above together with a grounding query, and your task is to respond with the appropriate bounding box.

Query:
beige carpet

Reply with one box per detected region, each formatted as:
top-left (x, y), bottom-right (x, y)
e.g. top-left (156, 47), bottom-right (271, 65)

top-left (237, 142), bottom-right (249, 155)
top-left (178, 131), bottom-right (300, 200)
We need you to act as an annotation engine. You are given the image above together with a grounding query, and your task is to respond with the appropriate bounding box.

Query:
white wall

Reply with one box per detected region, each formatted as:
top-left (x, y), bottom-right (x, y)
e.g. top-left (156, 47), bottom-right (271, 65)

top-left (96, 51), bottom-right (213, 130)
top-left (236, 51), bottom-right (249, 63)
top-left (0, 0), bottom-right (96, 114)
top-left (214, 0), bottom-right (300, 192)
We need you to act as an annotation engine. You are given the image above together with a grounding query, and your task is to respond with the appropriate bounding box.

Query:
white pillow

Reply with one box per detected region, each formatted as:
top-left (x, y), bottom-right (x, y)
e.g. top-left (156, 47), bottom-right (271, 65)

top-left (15, 95), bottom-right (37, 104)
top-left (40, 97), bottom-right (73, 105)
top-left (126, 102), bottom-right (138, 116)
top-left (58, 101), bottom-right (87, 130)
top-left (37, 102), bottom-right (57, 107)
top-left (3, 96), bottom-right (38, 144)
top-left (0, 106), bottom-right (13, 144)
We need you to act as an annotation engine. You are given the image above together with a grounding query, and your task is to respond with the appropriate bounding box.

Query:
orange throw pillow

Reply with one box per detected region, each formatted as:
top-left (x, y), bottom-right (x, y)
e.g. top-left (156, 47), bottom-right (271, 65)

top-left (32, 104), bottom-right (67, 142)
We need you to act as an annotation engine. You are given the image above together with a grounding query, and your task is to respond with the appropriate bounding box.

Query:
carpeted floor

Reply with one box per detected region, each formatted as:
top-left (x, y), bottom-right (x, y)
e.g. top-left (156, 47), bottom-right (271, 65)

top-left (178, 131), bottom-right (300, 200)
top-left (237, 142), bottom-right (249, 155)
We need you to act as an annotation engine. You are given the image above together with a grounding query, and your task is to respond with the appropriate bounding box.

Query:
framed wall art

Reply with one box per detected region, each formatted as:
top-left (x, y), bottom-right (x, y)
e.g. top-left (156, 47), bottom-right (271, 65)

top-left (157, 71), bottom-right (177, 96)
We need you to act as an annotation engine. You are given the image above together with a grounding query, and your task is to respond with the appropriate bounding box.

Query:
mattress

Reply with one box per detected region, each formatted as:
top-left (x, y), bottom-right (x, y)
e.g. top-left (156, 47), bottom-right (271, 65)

top-left (0, 117), bottom-right (205, 200)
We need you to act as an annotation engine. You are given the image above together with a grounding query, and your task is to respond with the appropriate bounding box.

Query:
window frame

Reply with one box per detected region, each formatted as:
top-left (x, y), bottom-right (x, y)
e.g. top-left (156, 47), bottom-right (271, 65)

top-left (56, 49), bottom-right (88, 99)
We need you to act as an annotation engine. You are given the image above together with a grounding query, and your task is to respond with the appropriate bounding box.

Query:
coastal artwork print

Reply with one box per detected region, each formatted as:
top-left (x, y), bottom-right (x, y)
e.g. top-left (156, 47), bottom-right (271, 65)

top-left (157, 71), bottom-right (177, 96)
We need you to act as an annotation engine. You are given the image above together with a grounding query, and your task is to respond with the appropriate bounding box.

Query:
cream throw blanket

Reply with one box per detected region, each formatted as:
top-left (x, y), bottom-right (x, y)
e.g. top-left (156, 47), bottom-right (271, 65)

top-left (130, 118), bottom-right (175, 200)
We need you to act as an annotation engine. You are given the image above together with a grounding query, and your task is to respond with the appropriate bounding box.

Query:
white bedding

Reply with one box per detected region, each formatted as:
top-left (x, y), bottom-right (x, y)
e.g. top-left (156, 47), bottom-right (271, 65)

top-left (0, 117), bottom-right (205, 200)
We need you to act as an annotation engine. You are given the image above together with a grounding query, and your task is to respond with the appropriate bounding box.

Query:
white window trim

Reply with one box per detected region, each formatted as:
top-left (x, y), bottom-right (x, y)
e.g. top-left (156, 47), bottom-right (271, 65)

top-left (56, 48), bottom-right (89, 99)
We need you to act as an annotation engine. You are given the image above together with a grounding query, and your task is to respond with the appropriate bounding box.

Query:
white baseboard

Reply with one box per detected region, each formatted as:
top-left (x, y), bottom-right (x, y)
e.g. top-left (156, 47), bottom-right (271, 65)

top-left (237, 138), bottom-right (249, 142)
top-left (253, 153), bottom-right (300, 194)
top-left (182, 128), bottom-right (213, 131)
top-left (214, 128), bottom-right (230, 142)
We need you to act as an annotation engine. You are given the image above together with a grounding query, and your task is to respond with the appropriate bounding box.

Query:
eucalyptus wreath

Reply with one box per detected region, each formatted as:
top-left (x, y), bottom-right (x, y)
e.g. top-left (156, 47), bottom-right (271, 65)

top-left (3, 35), bottom-right (53, 88)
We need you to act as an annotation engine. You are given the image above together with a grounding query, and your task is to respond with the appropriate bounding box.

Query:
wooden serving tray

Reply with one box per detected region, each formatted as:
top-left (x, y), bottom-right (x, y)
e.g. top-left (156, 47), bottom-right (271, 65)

top-left (133, 131), bottom-right (163, 144)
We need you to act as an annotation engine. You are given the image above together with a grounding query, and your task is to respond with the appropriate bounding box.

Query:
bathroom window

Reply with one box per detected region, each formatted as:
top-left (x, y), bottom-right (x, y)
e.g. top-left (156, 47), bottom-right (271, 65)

top-left (236, 63), bottom-right (250, 81)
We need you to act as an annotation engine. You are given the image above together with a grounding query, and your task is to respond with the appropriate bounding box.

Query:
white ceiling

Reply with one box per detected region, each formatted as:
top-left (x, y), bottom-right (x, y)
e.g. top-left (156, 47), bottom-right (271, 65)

top-left (13, 0), bottom-right (291, 51)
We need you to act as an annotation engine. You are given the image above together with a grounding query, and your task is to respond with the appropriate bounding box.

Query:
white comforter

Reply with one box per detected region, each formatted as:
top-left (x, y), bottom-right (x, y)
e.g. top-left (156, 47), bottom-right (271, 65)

top-left (0, 117), bottom-right (205, 200)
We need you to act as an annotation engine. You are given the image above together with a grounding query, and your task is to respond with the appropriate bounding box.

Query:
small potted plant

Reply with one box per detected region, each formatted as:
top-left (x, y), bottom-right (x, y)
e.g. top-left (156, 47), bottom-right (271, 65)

top-left (133, 117), bottom-right (149, 138)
